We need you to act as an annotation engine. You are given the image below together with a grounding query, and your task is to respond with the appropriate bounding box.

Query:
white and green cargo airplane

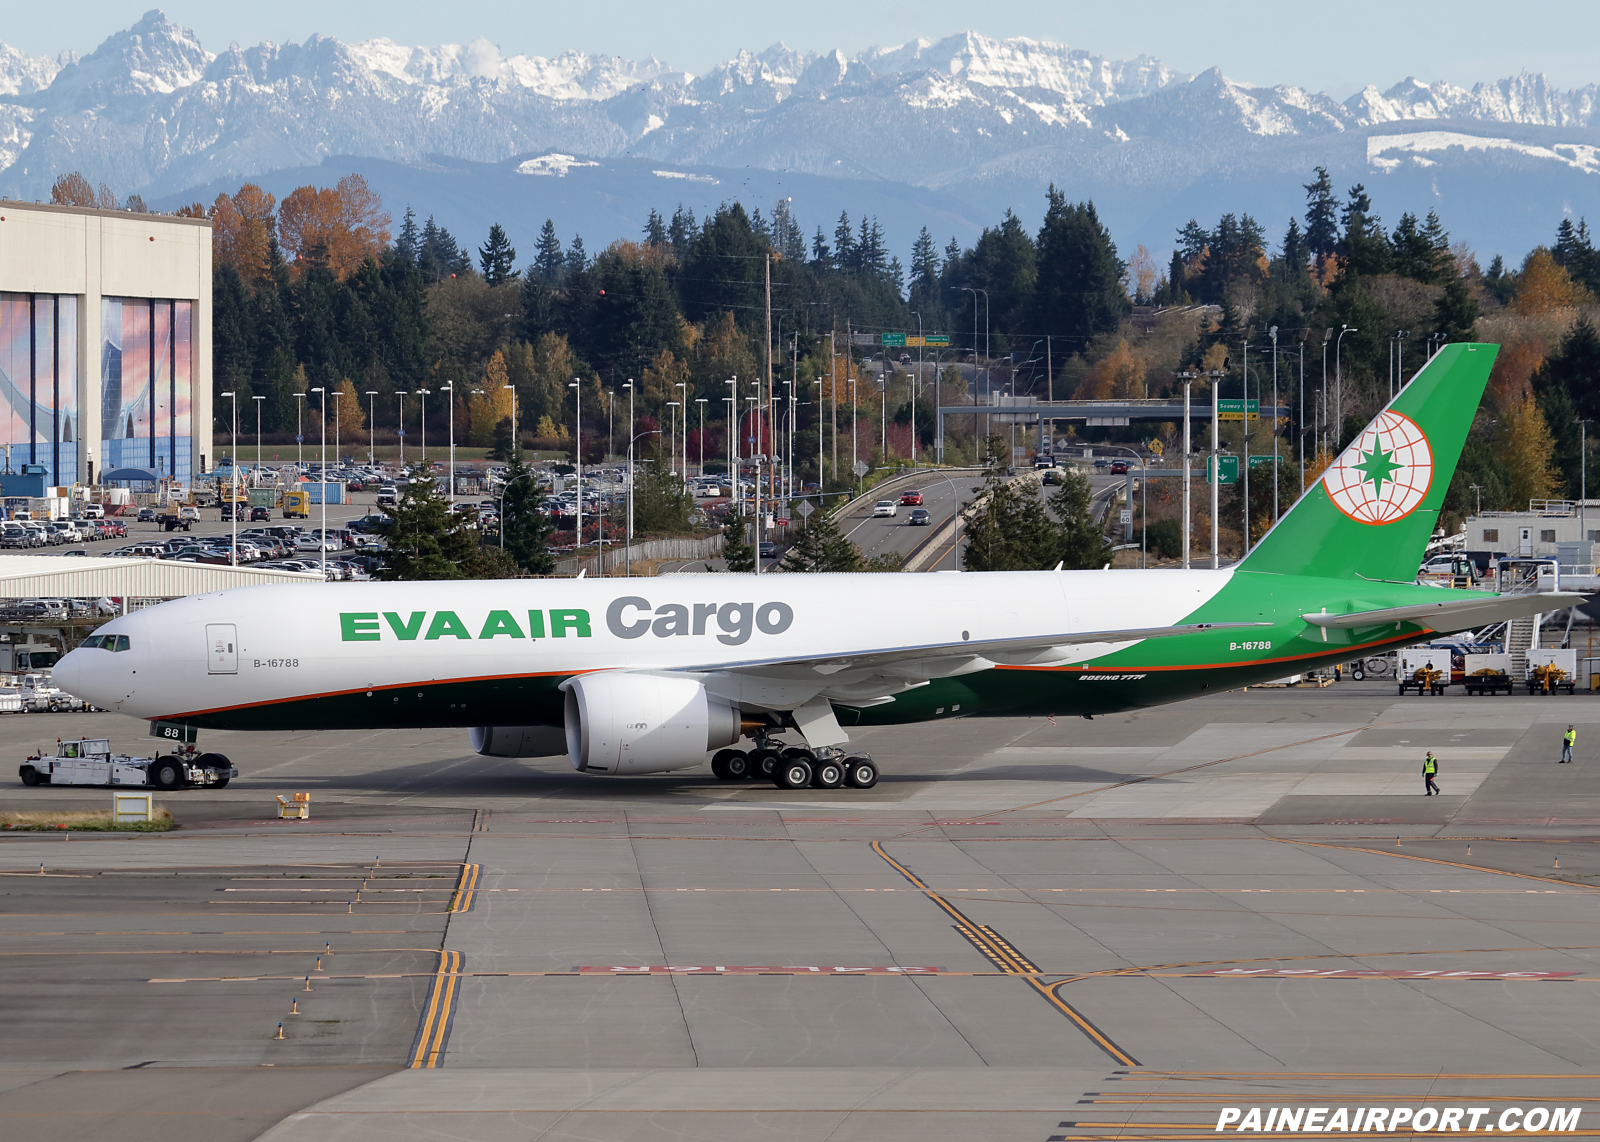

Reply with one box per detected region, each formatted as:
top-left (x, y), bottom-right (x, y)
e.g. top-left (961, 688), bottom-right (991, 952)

top-left (53, 343), bottom-right (1576, 788)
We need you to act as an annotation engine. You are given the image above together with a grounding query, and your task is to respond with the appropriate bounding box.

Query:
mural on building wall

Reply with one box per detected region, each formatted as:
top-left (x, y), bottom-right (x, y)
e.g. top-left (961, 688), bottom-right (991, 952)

top-left (0, 292), bottom-right (78, 486)
top-left (101, 297), bottom-right (191, 481)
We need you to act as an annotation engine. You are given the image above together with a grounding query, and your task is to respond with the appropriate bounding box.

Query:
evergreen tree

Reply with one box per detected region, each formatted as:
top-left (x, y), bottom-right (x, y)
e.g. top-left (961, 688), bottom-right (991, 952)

top-left (1303, 165), bottom-right (1339, 265)
top-left (534, 220), bottom-right (565, 282)
top-left (833, 211), bottom-right (856, 272)
top-left (962, 436), bottom-right (1063, 571)
top-left (478, 222), bottom-right (519, 286)
top-left (376, 463), bottom-right (493, 580)
top-left (396, 206), bottom-right (420, 268)
top-left (417, 216), bottom-right (464, 282)
top-left (566, 235), bottom-right (588, 276)
top-left (1047, 465), bottom-right (1114, 569)
top-left (782, 506), bottom-right (861, 571)
top-left (497, 447), bottom-right (555, 575)
top-left (721, 512), bottom-right (756, 572)
top-left (1535, 313), bottom-right (1600, 420)
top-left (644, 208), bottom-right (668, 247)
top-left (1340, 183), bottom-right (1392, 276)
top-left (1030, 189), bottom-right (1125, 348)
top-left (668, 205), bottom-right (696, 259)
top-left (811, 226), bottom-right (831, 266)
top-left (910, 227), bottom-right (939, 300)
top-left (631, 459), bottom-right (697, 534)
top-left (1432, 275), bottom-right (1480, 343)
top-left (1280, 217), bottom-right (1308, 275)
top-left (771, 198), bottom-right (806, 261)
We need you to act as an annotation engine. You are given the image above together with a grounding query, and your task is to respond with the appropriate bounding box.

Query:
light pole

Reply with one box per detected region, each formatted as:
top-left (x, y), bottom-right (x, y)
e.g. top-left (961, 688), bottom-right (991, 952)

top-left (440, 384), bottom-right (454, 502)
top-left (1334, 325), bottom-right (1357, 451)
top-left (960, 286), bottom-right (990, 440)
top-left (695, 398), bottom-right (708, 478)
top-left (1320, 328), bottom-right (1332, 455)
top-left (1269, 325), bottom-right (1279, 526)
top-left (1242, 337), bottom-right (1251, 555)
top-left (365, 391), bottom-right (378, 467)
top-left (311, 386), bottom-right (328, 577)
top-left (725, 377), bottom-right (739, 487)
top-left (666, 402), bottom-right (680, 476)
top-left (223, 391), bottom-right (237, 566)
top-left (396, 392), bottom-right (409, 467)
top-left (568, 380), bottom-right (582, 558)
top-left (847, 377), bottom-right (859, 499)
top-left (911, 310), bottom-right (921, 469)
top-left (294, 392), bottom-right (305, 470)
top-left (675, 381), bottom-right (688, 488)
top-left (417, 388), bottom-right (429, 464)
top-left (252, 395), bottom-right (264, 478)
top-left (1396, 329), bottom-right (1409, 393)
top-left (623, 380), bottom-right (634, 572)
top-left (1298, 333), bottom-right (1307, 496)
top-left (331, 389), bottom-right (342, 474)
top-left (1176, 369), bottom-right (1194, 569)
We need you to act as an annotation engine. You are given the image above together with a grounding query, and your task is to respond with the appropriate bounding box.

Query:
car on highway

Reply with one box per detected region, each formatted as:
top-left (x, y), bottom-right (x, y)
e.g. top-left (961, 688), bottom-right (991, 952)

top-left (758, 541), bottom-right (778, 560)
top-left (1110, 461), bottom-right (1129, 474)
top-left (907, 508), bottom-right (932, 526)
top-left (872, 500), bottom-right (898, 518)
top-left (899, 489), bottom-right (923, 506)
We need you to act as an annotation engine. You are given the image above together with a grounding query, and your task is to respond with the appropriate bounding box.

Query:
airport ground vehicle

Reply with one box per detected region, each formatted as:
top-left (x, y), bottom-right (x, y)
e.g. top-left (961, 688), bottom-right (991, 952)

top-left (1526, 649), bottom-right (1578, 695)
top-left (155, 505), bottom-right (199, 532)
top-left (18, 738), bottom-right (235, 788)
top-left (282, 490), bottom-right (310, 519)
top-left (1462, 653), bottom-right (1514, 695)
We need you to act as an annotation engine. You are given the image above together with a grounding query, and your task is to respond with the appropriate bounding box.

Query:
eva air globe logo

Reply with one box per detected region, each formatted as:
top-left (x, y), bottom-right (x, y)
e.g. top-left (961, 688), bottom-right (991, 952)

top-left (1321, 410), bottom-right (1433, 525)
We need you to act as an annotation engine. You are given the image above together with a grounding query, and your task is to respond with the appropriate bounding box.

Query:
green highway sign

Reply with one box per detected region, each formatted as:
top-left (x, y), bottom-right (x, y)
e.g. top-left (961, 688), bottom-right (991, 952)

top-left (881, 333), bottom-right (906, 347)
top-left (1207, 455), bottom-right (1239, 484)
top-left (920, 335), bottom-right (951, 346)
top-left (1217, 399), bottom-right (1259, 422)
top-left (883, 334), bottom-right (951, 347)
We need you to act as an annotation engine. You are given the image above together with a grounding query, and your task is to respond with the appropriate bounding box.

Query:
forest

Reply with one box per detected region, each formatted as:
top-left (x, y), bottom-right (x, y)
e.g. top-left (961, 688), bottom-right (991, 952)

top-left (53, 164), bottom-right (1600, 550)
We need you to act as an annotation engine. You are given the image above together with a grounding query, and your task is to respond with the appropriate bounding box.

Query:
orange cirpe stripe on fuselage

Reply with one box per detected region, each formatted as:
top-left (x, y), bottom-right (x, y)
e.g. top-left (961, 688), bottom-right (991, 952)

top-left (153, 668), bottom-right (592, 722)
top-left (992, 628), bottom-right (1433, 673)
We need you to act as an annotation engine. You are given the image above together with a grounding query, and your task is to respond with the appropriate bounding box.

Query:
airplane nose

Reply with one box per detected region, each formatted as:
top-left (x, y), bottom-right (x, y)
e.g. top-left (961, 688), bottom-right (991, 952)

top-left (53, 649), bottom-right (85, 697)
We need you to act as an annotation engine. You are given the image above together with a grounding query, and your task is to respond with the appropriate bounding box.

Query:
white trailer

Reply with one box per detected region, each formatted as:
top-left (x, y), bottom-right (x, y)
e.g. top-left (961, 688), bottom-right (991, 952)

top-left (1526, 648), bottom-right (1579, 695)
top-left (19, 739), bottom-right (236, 789)
top-left (1462, 652), bottom-right (1514, 696)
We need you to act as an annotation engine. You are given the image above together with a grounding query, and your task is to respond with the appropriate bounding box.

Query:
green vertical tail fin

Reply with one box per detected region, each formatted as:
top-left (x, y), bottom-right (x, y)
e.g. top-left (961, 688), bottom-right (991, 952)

top-left (1239, 342), bottom-right (1498, 581)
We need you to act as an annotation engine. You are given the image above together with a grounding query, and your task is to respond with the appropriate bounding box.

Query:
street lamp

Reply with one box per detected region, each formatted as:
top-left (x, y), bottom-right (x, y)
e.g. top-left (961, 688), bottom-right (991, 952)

top-left (847, 377), bottom-right (859, 499)
top-left (1269, 325), bottom-right (1279, 526)
top-left (1334, 325), bottom-right (1357, 450)
top-left (675, 381), bottom-right (688, 488)
top-left (310, 386), bottom-right (327, 578)
top-left (330, 389), bottom-right (341, 475)
top-left (1319, 328), bottom-right (1333, 455)
top-left (417, 388), bottom-right (429, 464)
top-left (365, 391), bottom-right (378, 467)
top-left (223, 391), bottom-right (237, 566)
top-left (396, 392), bottom-right (409, 467)
top-left (293, 392), bottom-right (305, 470)
top-left (439, 383), bottom-right (455, 502)
top-left (568, 380), bottom-right (582, 558)
top-left (252, 395), bottom-right (264, 477)
top-left (695, 398), bottom-right (708, 479)
top-left (666, 402), bottom-right (680, 476)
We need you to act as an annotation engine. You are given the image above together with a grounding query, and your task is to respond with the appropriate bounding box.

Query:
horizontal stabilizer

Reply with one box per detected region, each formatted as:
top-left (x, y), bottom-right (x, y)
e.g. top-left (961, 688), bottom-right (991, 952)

top-left (1302, 592), bottom-right (1587, 632)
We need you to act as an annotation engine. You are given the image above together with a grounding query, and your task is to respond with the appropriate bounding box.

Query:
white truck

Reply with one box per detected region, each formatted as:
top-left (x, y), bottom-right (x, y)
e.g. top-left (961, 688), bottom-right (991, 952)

top-left (19, 738), bottom-right (236, 789)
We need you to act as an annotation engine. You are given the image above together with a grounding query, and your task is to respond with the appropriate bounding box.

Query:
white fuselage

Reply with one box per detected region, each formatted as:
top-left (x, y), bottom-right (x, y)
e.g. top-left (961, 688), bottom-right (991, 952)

top-left (53, 570), bottom-right (1236, 725)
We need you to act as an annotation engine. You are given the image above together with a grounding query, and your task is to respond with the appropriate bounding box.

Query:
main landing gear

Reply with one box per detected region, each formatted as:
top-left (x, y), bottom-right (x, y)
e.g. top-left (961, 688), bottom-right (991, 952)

top-left (710, 743), bottom-right (878, 790)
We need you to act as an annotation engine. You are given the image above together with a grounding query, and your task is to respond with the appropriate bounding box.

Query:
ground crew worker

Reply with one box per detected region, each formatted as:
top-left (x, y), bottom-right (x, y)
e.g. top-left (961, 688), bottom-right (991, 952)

top-left (1423, 751), bottom-right (1440, 795)
top-left (1562, 725), bottom-right (1575, 764)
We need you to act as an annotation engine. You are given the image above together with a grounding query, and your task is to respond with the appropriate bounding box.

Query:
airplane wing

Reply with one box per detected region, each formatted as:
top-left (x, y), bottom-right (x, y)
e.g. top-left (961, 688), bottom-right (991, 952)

top-left (1301, 592), bottom-right (1587, 631)
top-left (688, 621), bottom-right (1271, 677)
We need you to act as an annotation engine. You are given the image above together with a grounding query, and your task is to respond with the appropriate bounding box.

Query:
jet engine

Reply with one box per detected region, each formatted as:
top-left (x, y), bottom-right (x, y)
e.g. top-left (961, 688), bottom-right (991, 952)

top-left (563, 672), bottom-right (741, 774)
top-left (469, 725), bottom-right (568, 758)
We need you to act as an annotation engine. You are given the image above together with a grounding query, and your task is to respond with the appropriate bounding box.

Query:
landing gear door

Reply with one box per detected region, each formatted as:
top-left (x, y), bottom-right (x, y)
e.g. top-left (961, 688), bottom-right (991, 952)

top-left (206, 624), bottom-right (238, 674)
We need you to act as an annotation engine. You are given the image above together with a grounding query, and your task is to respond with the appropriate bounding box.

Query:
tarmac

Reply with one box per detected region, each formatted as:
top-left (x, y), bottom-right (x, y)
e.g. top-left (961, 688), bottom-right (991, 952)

top-left (3, 679), bottom-right (1599, 1141)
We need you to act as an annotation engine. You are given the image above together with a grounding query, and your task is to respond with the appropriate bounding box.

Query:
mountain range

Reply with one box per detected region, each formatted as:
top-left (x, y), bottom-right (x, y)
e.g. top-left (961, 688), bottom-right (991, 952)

top-left (2, 9), bottom-right (1596, 265)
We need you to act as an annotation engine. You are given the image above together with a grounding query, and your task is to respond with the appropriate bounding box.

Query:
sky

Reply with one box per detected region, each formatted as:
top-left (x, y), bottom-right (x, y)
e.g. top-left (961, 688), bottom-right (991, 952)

top-left (6, 2), bottom-right (1599, 98)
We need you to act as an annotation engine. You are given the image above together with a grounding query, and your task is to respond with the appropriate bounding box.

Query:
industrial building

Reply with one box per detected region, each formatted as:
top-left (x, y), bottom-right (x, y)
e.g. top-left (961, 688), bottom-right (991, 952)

top-left (0, 200), bottom-right (212, 492)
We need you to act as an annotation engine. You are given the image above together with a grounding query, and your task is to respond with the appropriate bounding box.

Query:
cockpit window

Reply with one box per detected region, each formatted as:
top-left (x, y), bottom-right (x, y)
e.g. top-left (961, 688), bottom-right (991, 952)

top-left (113, 635), bottom-right (130, 652)
top-left (79, 634), bottom-right (108, 650)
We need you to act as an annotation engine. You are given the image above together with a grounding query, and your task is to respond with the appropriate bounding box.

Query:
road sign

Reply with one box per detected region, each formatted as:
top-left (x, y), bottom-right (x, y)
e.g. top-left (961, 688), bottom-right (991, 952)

top-left (880, 333), bottom-right (907, 347)
top-left (852, 460), bottom-right (870, 477)
top-left (1207, 455), bottom-right (1240, 484)
top-left (1217, 399), bottom-right (1259, 422)
top-left (923, 334), bottom-right (950, 346)
top-left (1248, 454), bottom-right (1279, 468)
top-left (888, 334), bottom-right (952, 347)
top-left (796, 500), bottom-right (815, 518)
top-left (295, 435), bottom-right (304, 443)
top-left (1119, 509), bottom-right (1133, 525)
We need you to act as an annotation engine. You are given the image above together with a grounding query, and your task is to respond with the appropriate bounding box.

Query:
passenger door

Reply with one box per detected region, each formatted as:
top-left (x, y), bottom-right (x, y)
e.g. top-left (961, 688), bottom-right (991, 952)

top-left (206, 624), bottom-right (238, 674)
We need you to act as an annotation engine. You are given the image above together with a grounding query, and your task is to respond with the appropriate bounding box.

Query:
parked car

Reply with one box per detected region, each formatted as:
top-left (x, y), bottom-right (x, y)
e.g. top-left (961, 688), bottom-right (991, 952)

top-left (249, 506), bottom-right (271, 522)
top-left (136, 507), bottom-right (157, 522)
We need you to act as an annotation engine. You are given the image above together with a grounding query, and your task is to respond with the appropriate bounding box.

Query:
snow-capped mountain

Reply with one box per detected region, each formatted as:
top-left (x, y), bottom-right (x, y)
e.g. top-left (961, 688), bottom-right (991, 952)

top-left (1, 10), bottom-right (1595, 260)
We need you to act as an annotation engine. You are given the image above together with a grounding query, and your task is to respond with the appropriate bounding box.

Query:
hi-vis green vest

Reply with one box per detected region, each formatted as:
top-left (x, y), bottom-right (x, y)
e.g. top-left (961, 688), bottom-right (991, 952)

top-left (1424, 756), bottom-right (1438, 775)
top-left (1565, 729), bottom-right (1576, 746)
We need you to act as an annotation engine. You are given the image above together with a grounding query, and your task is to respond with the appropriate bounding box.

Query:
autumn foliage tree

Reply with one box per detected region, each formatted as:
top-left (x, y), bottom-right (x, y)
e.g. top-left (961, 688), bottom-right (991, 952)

top-left (276, 174), bottom-right (391, 280)
top-left (210, 184), bottom-right (278, 285)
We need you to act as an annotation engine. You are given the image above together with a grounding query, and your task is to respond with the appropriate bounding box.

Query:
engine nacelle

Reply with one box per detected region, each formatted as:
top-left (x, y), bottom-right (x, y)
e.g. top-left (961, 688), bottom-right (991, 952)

top-left (469, 725), bottom-right (568, 758)
top-left (564, 672), bottom-right (741, 774)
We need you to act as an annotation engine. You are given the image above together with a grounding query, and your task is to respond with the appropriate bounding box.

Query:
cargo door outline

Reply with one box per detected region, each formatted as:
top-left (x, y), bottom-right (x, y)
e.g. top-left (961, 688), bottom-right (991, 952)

top-left (206, 624), bottom-right (238, 674)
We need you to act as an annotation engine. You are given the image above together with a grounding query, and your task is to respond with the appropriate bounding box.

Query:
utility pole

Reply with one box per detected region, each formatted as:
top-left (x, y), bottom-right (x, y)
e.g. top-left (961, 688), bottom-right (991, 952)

top-left (1335, 325), bottom-right (1357, 450)
top-left (1320, 328), bottom-right (1332, 456)
top-left (569, 380), bottom-right (582, 562)
top-left (1242, 338), bottom-right (1250, 555)
top-left (294, 392), bottom-right (305, 470)
top-left (829, 330), bottom-right (837, 485)
top-left (396, 392), bottom-right (408, 467)
top-left (311, 386), bottom-right (327, 577)
top-left (1179, 370), bottom-right (1192, 570)
top-left (223, 391), bottom-right (237, 567)
top-left (366, 391), bottom-right (378, 467)
top-left (440, 384), bottom-right (454, 502)
top-left (252, 395), bottom-right (264, 477)
top-left (624, 380), bottom-right (634, 577)
top-left (1298, 335), bottom-right (1306, 495)
top-left (764, 254), bottom-right (774, 548)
